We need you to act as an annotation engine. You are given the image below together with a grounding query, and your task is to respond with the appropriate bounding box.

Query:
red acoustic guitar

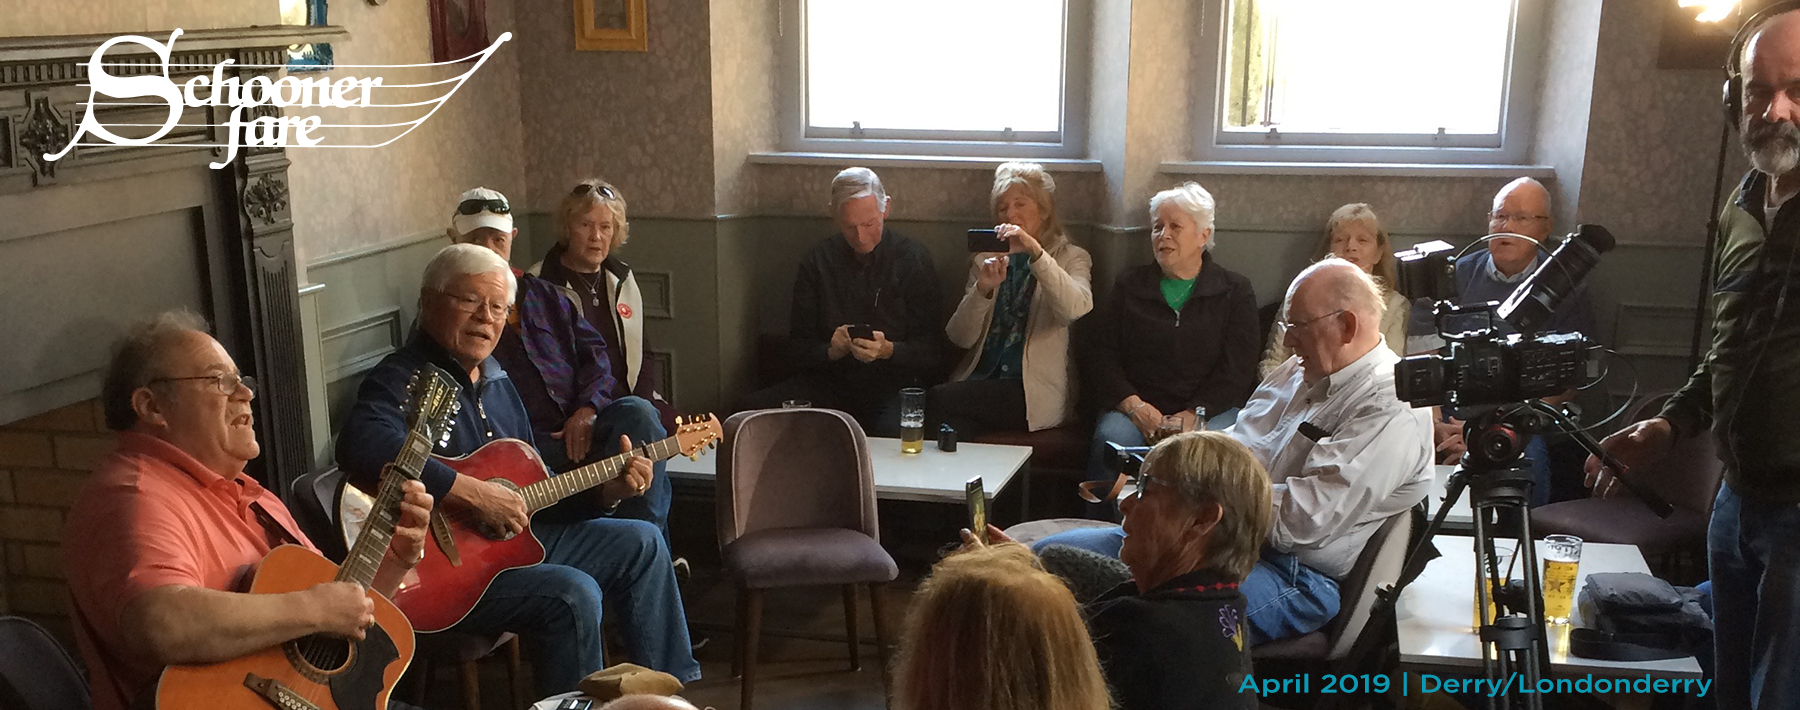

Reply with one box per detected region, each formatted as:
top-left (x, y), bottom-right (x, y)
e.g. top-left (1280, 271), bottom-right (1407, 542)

top-left (156, 368), bottom-right (459, 710)
top-left (343, 414), bottom-right (721, 633)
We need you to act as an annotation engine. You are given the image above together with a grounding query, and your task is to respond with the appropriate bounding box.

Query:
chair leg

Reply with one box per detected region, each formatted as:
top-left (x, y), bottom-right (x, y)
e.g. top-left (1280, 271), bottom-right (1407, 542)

top-left (732, 587), bottom-right (747, 678)
top-left (505, 636), bottom-right (527, 710)
top-left (740, 587), bottom-right (764, 710)
top-left (868, 582), bottom-right (892, 699)
top-left (459, 659), bottom-right (481, 710)
top-left (843, 584), bottom-right (862, 672)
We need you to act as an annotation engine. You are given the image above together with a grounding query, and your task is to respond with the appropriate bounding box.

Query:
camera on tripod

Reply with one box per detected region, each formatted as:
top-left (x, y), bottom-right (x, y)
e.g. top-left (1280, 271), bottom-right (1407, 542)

top-left (1390, 225), bottom-right (1614, 409)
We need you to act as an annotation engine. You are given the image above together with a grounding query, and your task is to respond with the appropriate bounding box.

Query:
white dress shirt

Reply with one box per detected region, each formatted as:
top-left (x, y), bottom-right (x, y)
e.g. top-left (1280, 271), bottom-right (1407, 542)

top-left (1227, 340), bottom-right (1433, 579)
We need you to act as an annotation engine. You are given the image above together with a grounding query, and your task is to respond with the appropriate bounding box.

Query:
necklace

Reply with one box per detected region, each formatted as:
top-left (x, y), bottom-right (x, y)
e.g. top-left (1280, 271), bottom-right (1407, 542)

top-left (572, 270), bottom-right (605, 307)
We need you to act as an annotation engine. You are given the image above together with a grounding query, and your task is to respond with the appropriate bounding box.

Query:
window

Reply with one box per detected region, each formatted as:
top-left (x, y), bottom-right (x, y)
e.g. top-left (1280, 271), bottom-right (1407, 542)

top-left (780, 0), bottom-right (1090, 158)
top-left (1195, 0), bottom-right (1544, 165)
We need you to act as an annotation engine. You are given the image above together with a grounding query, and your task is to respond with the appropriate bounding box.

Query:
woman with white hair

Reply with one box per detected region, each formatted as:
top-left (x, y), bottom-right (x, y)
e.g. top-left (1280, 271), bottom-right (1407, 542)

top-left (1080, 182), bottom-right (1259, 517)
top-left (1258, 202), bottom-right (1408, 377)
top-left (929, 162), bottom-right (1094, 436)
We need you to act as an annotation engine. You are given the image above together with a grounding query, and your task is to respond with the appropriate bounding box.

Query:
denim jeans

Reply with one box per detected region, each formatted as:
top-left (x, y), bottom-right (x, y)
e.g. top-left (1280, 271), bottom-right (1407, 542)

top-left (1030, 524), bottom-right (1338, 645)
top-left (450, 516), bottom-right (700, 695)
top-left (1084, 408), bottom-right (1241, 519)
top-left (536, 396), bottom-right (673, 545)
top-left (1708, 482), bottom-right (1800, 709)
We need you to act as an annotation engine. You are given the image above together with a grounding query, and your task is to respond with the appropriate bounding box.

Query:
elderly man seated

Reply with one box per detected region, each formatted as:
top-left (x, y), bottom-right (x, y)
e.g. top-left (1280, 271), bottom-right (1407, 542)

top-left (1034, 258), bottom-right (1433, 644)
top-left (336, 244), bottom-right (699, 694)
top-left (737, 167), bottom-right (946, 435)
top-left (62, 311), bottom-right (435, 710)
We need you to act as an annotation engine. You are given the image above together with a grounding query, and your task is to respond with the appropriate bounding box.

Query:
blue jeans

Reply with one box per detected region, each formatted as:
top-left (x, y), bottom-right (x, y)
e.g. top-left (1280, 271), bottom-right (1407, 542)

top-left (1031, 524), bottom-right (1338, 644)
top-left (536, 397), bottom-right (673, 544)
top-left (1526, 435), bottom-right (1552, 508)
top-left (450, 516), bottom-right (700, 695)
top-left (1084, 408), bottom-right (1241, 519)
top-left (1708, 482), bottom-right (1800, 709)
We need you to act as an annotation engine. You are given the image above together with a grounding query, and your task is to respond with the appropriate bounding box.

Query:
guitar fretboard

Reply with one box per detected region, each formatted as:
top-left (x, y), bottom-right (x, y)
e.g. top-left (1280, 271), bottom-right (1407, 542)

top-left (519, 435), bottom-right (681, 512)
top-left (337, 428), bottom-right (433, 585)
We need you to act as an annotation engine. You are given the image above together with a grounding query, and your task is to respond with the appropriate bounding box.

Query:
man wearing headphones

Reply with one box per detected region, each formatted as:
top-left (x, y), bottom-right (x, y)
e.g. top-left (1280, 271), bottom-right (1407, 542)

top-left (1591, 8), bottom-right (1800, 707)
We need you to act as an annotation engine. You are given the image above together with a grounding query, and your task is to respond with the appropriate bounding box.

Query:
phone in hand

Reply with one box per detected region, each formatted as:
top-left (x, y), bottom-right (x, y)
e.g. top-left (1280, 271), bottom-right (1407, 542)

top-left (967, 228), bottom-right (1008, 253)
top-left (966, 476), bottom-right (988, 544)
top-left (847, 324), bottom-right (875, 341)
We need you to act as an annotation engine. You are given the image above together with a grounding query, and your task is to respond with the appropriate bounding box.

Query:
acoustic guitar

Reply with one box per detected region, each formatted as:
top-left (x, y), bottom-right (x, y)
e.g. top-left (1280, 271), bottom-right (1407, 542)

top-left (155, 367), bottom-right (460, 710)
top-left (341, 414), bottom-right (721, 633)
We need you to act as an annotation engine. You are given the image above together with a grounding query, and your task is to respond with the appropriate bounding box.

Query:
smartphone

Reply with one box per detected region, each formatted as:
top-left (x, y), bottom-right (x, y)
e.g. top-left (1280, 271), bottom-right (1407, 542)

top-left (967, 228), bottom-right (1008, 253)
top-left (847, 323), bottom-right (875, 341)
top-left (966, 476), bottom-right (988, 544)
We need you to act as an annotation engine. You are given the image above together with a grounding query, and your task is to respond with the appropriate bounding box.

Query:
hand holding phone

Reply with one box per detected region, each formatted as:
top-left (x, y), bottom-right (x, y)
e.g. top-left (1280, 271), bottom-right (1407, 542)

top-left (847, 323), bottom-right (875, 341)
top-left (966, 476), bottom-right (988, 545)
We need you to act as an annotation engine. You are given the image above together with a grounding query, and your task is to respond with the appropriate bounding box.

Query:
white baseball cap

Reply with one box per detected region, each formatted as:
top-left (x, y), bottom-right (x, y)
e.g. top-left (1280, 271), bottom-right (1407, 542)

top-left (451, 187), bottom-right (513, 236)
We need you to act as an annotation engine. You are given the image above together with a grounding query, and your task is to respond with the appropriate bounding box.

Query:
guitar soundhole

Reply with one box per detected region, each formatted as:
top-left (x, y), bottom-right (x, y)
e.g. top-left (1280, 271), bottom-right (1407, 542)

top-left (284, 634), bottom-right (355, 680)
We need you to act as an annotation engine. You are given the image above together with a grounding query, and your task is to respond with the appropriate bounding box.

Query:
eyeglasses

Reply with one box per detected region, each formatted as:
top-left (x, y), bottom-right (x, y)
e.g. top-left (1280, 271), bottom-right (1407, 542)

top-left (150, 372), bottom-right (256, 396)
top-left (571, 182), bottom-right (619, 200)
top-left (1488, 211), bottom-right (1548, 226)
top-left (457, 198), bottom-right (511, 216)
top-left (438, 291), bottom-right (512, 320)
top-left (1280, 309), bottom-right (1346, 332)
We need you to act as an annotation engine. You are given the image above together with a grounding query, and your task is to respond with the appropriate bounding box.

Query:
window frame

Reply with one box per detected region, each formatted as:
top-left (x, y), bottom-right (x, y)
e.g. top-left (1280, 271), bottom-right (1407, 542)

top-left (777, 0), bottom-right (1092, 159)
top-left (1188, 0), bottom-right (1548, 165)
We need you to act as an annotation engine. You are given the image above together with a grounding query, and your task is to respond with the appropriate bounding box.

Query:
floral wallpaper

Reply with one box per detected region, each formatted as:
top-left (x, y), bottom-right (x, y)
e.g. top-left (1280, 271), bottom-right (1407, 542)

top-left (710, 0), bottom-right (778, 216)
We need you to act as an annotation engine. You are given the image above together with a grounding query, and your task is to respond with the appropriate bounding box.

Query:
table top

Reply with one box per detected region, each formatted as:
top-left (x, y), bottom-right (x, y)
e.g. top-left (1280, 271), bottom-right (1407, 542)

top-left (1395, 536), bottom-right (1703, 678)
top-left (666, 435), bottom-right (1032, 503)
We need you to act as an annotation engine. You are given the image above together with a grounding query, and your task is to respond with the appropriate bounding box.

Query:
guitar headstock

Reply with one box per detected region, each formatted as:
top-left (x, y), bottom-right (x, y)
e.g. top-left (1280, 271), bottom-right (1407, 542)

top-left (405, 366), bottom-right (462, 450)
top-left (672, 413), bottom-right (722, 460)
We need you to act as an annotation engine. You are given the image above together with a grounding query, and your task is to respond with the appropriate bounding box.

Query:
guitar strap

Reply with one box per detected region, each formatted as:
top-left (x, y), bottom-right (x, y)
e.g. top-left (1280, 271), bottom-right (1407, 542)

top-left (249, 500), bottom-right (307, 548)
top-left (1078, 474), bottom-right (1133, 505)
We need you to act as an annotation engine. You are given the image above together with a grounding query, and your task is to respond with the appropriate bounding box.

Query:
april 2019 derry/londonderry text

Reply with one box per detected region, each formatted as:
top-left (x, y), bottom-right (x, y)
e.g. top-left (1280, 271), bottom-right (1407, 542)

top-left (1238, 672), bottom-right (1714, 698)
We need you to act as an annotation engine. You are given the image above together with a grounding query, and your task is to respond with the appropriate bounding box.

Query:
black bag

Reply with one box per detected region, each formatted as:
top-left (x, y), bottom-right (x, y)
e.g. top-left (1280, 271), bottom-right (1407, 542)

top-left (1568, 572), bottom-right (1712, 661)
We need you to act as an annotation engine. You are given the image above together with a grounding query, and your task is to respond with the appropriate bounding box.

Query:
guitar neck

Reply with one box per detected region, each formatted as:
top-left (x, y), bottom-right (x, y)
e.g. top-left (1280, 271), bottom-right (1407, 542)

top-left (520, 434), bottom-right (682, 512)
top-left (338, 428), bottom-right (432, 586)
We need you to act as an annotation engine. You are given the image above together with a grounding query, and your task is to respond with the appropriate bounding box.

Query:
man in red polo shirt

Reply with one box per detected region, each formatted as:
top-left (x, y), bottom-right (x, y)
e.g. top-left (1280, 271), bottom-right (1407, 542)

top-left (60, 311), bottom-right (433, 710)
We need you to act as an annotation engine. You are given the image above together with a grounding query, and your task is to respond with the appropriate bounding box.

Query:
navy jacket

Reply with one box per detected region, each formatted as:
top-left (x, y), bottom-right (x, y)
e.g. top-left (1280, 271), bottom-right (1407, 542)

top-left (335, 332), bottom-right (537, 501)
top-left (1081, 259), bottom-right (1260, 416)
top-left (1088, 569), bottom-right (1257, 710)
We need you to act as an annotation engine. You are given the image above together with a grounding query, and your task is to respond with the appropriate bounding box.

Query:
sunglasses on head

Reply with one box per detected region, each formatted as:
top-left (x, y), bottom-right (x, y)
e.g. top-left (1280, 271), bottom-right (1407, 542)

top-left (457, 198), bottom-right (511, 216)
top-left (571, 183), bottom-right (618, 200)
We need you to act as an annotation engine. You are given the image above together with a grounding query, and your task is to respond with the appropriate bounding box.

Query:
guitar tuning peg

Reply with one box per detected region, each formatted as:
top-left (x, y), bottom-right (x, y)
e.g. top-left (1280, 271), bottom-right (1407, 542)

top-left (676, 415), bottom-right (685, 425)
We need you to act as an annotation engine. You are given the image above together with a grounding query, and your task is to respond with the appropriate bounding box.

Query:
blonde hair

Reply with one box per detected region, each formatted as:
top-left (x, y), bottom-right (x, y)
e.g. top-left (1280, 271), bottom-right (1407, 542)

top-left (1139, 431), bottom-right (1275, 581)
top-left (1313, 203), bottom-right (1398, 291)
top-left (990, 162), bottom-right (1067, 250)
top-left (557, 178), bottom-right (631, 250)
top-left (894, 544), bottom-right (1112, 710)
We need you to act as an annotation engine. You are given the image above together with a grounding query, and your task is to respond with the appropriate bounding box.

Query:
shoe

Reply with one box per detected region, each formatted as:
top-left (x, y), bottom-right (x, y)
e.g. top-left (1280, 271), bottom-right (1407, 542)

top-left (672, 556), bottom-right (691, 581)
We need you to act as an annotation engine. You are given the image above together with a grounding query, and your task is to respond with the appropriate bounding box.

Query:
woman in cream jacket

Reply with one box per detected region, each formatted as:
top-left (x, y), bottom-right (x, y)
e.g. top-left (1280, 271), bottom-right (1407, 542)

top-left (930, 162), bottom-right (1093, 435)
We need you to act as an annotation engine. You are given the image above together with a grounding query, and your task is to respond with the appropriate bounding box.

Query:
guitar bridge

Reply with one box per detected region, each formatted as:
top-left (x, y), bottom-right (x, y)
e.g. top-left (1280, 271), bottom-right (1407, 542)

top-left (243, 673), bottom-right (322, 710)
top-left (430, 510), bottom-right (461, 566)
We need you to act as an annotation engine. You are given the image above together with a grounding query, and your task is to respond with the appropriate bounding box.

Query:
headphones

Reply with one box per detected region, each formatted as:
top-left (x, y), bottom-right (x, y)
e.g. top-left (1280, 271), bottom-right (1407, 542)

top-left (1723, 1), bottom-right (1800, 124)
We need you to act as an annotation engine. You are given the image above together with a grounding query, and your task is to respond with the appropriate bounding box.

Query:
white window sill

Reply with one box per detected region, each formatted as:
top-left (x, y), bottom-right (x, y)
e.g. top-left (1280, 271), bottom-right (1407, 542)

top-left (749, 151), bottom-right (1105, 172)
top-left (1159, 160), bottom-right (1557, 179)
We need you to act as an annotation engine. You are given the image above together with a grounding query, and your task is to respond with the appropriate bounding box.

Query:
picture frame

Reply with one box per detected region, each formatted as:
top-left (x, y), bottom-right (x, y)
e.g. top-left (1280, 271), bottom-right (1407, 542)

top-left (283, 0), bottom-right (335, 71)
top-left (429, 0), bottom-right (491, 63)
top-left (575, 0), bottom-right (648, 52)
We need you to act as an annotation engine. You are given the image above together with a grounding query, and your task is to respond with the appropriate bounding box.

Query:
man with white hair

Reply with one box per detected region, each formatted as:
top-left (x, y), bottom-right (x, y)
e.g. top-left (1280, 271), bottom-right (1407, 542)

top-left (1035, 259), bottom-right (1432, 644)
top-left (1592, 10), bottom-right (1800, 707)
top-left (737, 166), bottom-right (946, 435)
top-left (337, 244), bottom-right (699, 695)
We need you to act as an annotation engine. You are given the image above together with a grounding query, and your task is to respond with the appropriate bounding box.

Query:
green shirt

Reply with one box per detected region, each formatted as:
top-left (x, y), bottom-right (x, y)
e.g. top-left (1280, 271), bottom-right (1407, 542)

top-left (1161, 275), bottom-right (1198, 313)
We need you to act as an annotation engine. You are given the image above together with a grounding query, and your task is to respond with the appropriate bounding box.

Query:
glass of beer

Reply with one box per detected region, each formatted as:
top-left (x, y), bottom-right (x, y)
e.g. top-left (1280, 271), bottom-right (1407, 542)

top-left (899, 387), bottom-right (926, 454)
top-left (1541, 534), bottom-right (1582, 624)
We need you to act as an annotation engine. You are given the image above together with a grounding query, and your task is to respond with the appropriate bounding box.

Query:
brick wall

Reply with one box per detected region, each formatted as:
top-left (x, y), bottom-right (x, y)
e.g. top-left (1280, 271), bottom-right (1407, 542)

top-left (0, 399), bottom-right (116, 647)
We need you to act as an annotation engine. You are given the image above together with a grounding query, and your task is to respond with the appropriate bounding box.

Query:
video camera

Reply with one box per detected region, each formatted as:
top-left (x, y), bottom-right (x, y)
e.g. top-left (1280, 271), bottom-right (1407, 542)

top-left (1391, 225), bottom-right (1614, 409)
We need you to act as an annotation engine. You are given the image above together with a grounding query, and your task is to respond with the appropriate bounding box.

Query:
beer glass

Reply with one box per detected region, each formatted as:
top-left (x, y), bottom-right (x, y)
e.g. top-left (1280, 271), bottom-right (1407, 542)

top-left (899, 387), bottom-right (926, 454)
top-left (1541, 535), bottom-right (1583, 624)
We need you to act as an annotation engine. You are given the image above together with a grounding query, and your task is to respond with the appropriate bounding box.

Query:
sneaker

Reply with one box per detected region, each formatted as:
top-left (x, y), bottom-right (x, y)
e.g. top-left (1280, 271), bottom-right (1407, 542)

top-left (672, 556), bottom-right (691, 581)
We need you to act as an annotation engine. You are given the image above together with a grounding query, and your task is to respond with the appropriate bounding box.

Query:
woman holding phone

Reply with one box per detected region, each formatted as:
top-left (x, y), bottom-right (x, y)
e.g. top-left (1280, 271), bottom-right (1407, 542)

top-left (928, 162), bottom-right (1093, 436)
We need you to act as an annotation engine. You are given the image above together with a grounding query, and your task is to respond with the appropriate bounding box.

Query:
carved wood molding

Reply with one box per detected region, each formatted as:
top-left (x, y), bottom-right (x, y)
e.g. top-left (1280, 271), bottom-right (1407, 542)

top-left (15, 93), bottom-right (70, 185)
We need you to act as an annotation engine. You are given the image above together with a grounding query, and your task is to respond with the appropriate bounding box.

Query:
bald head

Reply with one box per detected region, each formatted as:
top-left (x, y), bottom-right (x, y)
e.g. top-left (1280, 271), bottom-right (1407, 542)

top-left (1743, 11), bottom-right (1800, 178)
top-left (598, 696), bottom-right (699, 710)
top-left (1281, 258), bottom-right (1385, 379)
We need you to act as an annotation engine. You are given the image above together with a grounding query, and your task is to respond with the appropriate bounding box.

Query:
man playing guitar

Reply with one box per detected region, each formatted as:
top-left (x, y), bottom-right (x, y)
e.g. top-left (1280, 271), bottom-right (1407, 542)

top-left (62, 311), bottom-right (435, 710)
top-left (334, 244), bottom-right (700, 694)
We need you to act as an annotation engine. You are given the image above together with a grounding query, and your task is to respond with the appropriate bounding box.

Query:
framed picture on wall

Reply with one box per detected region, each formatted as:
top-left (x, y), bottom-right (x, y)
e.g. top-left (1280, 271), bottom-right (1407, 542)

top-left (575, 0), bottom-right (647, 52)
top-left (282, 0), bottom-right (334, 71)
top-left (430, 0), bottom-right (490, 63)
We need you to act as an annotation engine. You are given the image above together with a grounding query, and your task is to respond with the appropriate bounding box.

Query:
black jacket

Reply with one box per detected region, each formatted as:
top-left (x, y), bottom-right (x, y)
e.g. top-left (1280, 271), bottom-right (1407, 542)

top-left (1088, 569), bottom-right (1258, 710)
top-left (788, 230), bottom-right (947, 385)
top-left (1082, 259), bottom-right (1260, 416)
